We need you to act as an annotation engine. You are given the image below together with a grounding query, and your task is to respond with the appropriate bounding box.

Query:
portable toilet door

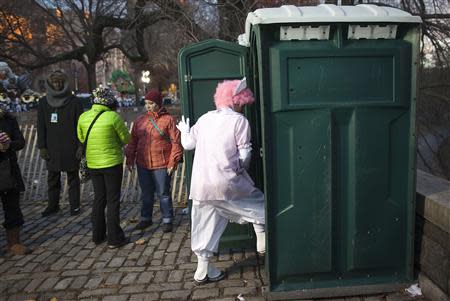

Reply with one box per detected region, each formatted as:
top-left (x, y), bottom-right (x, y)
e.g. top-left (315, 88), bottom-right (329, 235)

top-left (178, 39), bottom-right (258, 249)
top-left (239, 4), bottom-right (422, 300)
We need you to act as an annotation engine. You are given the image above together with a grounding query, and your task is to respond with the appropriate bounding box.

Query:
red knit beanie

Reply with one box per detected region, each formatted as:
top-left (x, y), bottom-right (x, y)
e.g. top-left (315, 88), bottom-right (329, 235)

top-left (145, 89), bottom-right (162, 107)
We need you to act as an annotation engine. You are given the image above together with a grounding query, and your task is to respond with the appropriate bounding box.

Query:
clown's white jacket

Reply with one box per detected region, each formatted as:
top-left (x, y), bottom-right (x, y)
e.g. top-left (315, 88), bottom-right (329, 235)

top-left (180, 107), bottom-right (258, 201)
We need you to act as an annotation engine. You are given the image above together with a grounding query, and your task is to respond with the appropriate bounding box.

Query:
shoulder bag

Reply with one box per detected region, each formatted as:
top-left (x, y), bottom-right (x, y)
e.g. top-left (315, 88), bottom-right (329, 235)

top-left (79, 111), bottom-right (106, 183)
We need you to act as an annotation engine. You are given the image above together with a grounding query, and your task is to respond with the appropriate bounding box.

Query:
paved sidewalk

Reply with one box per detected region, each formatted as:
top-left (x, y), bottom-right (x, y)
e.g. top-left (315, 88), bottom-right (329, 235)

top-left (0, 197), bottom-right (427, 301)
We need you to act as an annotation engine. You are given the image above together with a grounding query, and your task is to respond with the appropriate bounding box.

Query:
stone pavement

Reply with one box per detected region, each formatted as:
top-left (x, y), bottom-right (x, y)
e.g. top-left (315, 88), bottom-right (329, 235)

top-left (0, 196), bottom-right (428, 301)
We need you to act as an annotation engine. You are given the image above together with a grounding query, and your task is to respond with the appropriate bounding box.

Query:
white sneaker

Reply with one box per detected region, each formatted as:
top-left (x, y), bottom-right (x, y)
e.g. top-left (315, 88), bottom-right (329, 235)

top-left (194, 259), bottom-right (208, 283)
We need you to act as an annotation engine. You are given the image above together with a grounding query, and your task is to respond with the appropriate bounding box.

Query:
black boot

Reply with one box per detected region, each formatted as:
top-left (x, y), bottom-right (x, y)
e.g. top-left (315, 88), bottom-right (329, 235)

top-left (42, 205), bottom-right (59, 217)
top-left (161, 222), bottom-right (173, 233)
top-left (108, 237), bottom-right (130, 249)
top-left (134, 220), bottom-right (153, 231)
top-left (70, 207), bottom-right (81, 216)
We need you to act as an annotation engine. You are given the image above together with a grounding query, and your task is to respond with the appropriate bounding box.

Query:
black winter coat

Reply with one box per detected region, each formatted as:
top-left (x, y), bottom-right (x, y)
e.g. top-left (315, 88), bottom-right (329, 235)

top-left (37, 95), bottom-right (84, 171)
top-left (0, 113), bottom-right (25, 192)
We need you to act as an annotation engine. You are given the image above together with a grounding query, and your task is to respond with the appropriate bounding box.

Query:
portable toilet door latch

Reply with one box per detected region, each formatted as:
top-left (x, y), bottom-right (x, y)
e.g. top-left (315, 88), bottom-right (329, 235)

top-left (184, 74), bottom-right (192, 82)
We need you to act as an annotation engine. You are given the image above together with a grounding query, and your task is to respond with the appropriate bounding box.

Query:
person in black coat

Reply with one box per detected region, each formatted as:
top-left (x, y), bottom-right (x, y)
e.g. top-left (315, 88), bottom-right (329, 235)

top-left (37, 70), bottom-right (84, 217)
top-left (0, 103), bottom-right (31, 255)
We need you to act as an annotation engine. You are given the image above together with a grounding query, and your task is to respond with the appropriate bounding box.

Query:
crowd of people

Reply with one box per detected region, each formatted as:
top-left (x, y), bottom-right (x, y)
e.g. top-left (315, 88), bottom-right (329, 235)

top-left (116, 94), bottom-right (136, 108)
top-left (0, 62), bottom-right (39, 113)
top-left (0, 61), bottom-right (142, 114)
top-left (0, 99), bottom-right (37, 113)
top-left (0, 69), bottom-right (266, 284)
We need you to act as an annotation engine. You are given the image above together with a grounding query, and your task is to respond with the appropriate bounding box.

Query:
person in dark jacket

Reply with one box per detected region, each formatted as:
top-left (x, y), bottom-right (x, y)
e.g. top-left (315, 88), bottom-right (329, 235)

top-left (37, 70), bottom-right (84, 217)
top-left (0, 102), bottom-right (31, 255)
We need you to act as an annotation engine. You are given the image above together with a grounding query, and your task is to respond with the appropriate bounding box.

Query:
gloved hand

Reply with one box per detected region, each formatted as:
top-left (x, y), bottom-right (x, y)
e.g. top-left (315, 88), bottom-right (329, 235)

top-left (39, 148), bottom-right (50, 161)
top-left (0, 132), bottom-right (10, 144)
top-left (176, 116), bottom-right (190, 133)
top-left (0, 132), bottom-right (10, 152)
top-left (75, 145), bottom-right (83, 160)
top-left (167, 165), bottom-right (177, 176)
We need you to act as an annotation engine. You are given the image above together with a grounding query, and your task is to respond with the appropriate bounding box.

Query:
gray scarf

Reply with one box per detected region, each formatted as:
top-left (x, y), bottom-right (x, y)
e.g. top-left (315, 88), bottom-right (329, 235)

top-left (45, 72), bottom-right (71, 108)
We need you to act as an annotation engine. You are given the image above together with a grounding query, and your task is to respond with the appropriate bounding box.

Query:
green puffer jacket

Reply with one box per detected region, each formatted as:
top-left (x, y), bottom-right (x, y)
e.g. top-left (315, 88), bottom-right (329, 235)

top-left (77, 104), bottom-right (130, 169)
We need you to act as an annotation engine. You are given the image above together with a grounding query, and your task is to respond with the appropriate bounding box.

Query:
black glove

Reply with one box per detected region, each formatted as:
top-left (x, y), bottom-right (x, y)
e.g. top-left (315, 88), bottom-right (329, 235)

top-left (39, 148), bottom-right (50, 161)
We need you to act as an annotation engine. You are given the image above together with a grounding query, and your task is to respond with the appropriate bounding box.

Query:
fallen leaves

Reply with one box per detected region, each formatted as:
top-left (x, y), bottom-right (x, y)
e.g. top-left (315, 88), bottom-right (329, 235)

top-left (135, 238), bottom-right (146, 245)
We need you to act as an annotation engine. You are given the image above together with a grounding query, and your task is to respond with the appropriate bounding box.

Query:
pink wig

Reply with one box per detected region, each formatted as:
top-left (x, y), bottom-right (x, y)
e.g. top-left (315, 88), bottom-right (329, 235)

top-left (214, 80), bottom-right (255, 109)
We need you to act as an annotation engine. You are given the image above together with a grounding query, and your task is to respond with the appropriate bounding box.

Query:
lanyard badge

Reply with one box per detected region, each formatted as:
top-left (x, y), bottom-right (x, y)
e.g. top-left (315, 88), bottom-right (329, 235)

top-left (51, 112), bottom-right (58, 123)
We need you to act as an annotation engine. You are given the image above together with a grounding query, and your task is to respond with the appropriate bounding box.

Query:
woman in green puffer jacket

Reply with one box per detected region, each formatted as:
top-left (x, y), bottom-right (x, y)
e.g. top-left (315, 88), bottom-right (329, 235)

top-left (77, 87), bottom-right (130, 249)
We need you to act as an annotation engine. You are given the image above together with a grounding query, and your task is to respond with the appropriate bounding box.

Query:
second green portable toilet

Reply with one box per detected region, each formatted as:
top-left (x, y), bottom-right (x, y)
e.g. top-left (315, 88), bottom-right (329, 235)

top-left (178, 39), bottom-right (257, 249)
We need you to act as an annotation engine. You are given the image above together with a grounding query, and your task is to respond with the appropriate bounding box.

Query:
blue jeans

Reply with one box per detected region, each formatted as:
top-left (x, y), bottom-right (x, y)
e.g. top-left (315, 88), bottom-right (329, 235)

top-left (137, 166), bottom-right (173, 224)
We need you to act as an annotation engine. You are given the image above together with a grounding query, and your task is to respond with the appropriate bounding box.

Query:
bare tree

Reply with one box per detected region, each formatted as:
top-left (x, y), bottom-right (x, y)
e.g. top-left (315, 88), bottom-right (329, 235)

top-left (216, 0), bottom-right (256, 41)
top-left (398, 0), bottom-right (450, 178)
top-left (0, 0), bottom-right (153, 90)
top-left (0, 0), bottom-right (212, 90)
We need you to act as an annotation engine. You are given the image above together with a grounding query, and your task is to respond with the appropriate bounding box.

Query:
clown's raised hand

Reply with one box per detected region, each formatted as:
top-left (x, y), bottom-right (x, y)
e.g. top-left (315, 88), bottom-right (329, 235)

top-left (176, 115), bottom-right (190, 133)
top-left (176, 116), bottom-right (196, 150)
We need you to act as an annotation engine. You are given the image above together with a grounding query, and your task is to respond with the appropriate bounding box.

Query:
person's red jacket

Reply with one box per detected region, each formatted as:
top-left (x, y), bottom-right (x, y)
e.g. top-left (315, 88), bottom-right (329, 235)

top-left (126, 108), bottom-right (182, 170)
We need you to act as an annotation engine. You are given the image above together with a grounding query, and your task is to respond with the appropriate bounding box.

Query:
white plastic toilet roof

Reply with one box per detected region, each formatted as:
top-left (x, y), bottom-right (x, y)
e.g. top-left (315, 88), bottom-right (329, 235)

top-left (239, 4), bottom-right (422, 46)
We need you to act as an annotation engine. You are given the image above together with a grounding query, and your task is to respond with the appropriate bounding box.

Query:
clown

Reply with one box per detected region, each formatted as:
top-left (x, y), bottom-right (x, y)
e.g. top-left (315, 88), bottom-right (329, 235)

top-left (177, 78), bottom-right (266, 284)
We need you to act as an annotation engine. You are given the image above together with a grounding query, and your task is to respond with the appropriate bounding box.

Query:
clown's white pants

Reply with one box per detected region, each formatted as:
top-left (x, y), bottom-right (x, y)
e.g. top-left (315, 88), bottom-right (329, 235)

top-left (191, 190), bottom-right (265, 258)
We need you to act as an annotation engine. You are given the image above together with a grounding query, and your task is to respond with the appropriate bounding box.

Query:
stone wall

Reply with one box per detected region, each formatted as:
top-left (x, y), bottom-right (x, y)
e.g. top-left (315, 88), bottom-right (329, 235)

top-left (415, 170), bottom-right (450, 301)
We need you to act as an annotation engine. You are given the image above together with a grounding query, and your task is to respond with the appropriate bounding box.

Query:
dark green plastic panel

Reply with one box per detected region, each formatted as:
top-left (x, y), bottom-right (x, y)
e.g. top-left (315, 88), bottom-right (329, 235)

top-left (287, 56), bottom-right (393, 104)
top-left (268, 108), bottom-right (411, 291)
top-left (271, 110), bottom-right (333, 276)
top-left (270, 40), bottom-right (412, 111)
top-left (262, 38), bottom-right (415, 292)
top-left (178, 39), bottom-right (255, 249)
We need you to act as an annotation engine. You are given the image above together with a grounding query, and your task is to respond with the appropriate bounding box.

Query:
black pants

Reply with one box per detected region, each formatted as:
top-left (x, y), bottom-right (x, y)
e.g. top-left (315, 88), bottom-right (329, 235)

top-left (89, 164), bottom-right (125, 245)
top-left (47, 170), bottom-right (80, 211)
top-left (0, 189), bottom-right (24, 229)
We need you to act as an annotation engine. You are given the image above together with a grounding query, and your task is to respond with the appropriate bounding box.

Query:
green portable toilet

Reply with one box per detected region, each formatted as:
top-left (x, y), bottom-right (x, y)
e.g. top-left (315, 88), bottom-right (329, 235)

top-left (178, 3), bottom-right (422, 299)
top-left (178, 40), bottom-right (258, 249)
top-left (238, 4), bottom-right (422, 300)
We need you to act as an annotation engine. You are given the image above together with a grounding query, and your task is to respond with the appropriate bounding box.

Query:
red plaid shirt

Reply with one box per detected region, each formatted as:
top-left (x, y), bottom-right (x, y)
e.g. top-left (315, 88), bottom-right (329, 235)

top-left (125, 109), bottom-right (182, 170)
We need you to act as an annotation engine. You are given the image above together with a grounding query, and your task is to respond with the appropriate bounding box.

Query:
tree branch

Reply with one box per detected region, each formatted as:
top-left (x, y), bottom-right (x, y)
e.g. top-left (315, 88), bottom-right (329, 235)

top-left (0, 47), bottom-right (86, 69)
top-left (422, 14), bottom-right (450, 19)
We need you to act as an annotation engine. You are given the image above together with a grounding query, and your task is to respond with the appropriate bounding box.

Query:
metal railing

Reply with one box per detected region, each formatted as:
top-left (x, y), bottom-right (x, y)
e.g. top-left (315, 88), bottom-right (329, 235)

top-left (17, 123), bottom-right (188, 207)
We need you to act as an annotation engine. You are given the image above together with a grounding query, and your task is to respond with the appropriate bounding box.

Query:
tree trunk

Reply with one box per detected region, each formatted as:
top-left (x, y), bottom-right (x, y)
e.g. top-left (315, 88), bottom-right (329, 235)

top-left (85, 63), bottom-right (97, 92)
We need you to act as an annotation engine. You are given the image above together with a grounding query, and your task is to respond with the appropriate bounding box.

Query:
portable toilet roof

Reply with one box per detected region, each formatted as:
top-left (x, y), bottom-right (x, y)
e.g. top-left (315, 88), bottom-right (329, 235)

top-left (239, 4), bottom-right (422, 46)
